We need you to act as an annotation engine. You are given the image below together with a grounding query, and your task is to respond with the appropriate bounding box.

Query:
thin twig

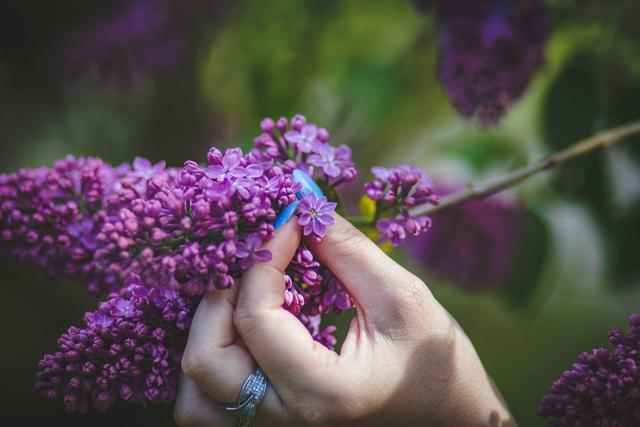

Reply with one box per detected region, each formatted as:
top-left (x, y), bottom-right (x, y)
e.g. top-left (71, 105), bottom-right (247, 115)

top-left (410, 119), bottom-right (640, 217)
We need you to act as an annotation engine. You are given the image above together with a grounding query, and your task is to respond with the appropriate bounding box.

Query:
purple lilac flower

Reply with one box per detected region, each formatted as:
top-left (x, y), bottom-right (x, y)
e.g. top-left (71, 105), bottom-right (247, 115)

top-left (538, 314), bottom-right (640, 426)
top-left (253, 114), bottom-right (356, 185)
top-left (428, 0), bottom-right (551, 124)
top-left (300, 314), bottom-right (338, 350)
top-left (377, 218), bottom-right (407, 246)
top-left (408, 189), bottom-right (522, 291)
top-left (35, 283), bottom-right (197, 413)
top-left (236, 234), bottom-right (272, 271)
top-left (308, 145), bottom-right (341, 178)
top-left (297, 193), bottom-right (337, 239)
top-left (0, 156), bottom-right (138, 293)
top-left (364, 164), bottom-right (438, 246)
top-left (285, 124), bottom-right (320, 154)
top-left (283, 246), bottom-right (354, 318)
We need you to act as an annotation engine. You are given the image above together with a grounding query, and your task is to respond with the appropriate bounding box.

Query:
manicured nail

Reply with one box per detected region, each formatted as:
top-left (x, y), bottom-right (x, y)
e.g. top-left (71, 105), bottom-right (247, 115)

top-left (273, 169), bottom-right (324, 229)
top-left (293, 169), bottom-right (324, 198)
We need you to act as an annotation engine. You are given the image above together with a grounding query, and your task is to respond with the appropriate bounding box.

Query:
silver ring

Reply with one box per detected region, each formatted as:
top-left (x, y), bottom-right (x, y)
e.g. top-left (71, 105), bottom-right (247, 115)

top-left (223, 367), bottom-right (267, 427)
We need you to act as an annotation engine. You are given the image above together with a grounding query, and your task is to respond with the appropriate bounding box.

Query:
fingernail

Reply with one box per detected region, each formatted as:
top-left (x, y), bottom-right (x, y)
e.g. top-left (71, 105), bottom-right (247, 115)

top-left (293, 169), bottom-right (324, 198)
top-left (273, 169), bottom-right (324, 229)
top-left (273, 200), bottom-right (299, 229)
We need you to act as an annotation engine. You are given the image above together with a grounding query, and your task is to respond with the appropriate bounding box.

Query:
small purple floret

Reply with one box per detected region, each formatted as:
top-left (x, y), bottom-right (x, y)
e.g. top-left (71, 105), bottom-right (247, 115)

top-left (297, 193), bottom-right (337, 239)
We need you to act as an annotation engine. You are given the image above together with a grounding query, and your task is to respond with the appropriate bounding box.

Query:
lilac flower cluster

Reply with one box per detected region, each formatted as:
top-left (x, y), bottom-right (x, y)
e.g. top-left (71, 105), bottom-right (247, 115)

top-left (364, 165), bottom-right (439, 246)
top-left (36, 284), bottom-right (197, 413)
top-left (92, 147), bottom-right (298, 295)
top-left (538, 314), bottom-right (640, 426)
top-left (282, 245), bottom-right (353, 318)
top-left (253, 114), bottom-right (357, 187)
top-left (408, 191), bottom-right (522, 291)
top-left (0, 114), bottom-right (436, 413)
top-left (0, 155), bottom-right (163, 293)
top-left (424, 0), bottom-right (551, 124)
top-left (0, 149), bottom-right (296, 295)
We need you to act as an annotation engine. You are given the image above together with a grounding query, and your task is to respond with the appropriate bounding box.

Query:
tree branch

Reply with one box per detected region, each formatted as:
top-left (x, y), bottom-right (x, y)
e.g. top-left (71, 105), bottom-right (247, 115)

top-left (410, 119), bottom-right (640, 217)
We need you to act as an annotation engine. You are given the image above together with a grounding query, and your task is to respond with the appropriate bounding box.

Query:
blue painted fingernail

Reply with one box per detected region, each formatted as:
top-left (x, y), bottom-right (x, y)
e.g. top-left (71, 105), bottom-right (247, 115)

top-left (273, 200), bottom-right (299, 229)
top-left (273, 169), bottom-right (324, 229)
top-left (293, 169), bottom-right (324, 198)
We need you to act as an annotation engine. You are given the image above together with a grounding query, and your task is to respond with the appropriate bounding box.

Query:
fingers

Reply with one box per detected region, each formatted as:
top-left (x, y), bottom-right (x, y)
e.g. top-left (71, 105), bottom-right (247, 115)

top-left (174, 375), bottom-right (233, 427)
top-left (306, 214), bottom-right (428, 324)
top-left (181, 286), bottom-right (254, 403)
top-left (234, 218), bottom-right (338, 382)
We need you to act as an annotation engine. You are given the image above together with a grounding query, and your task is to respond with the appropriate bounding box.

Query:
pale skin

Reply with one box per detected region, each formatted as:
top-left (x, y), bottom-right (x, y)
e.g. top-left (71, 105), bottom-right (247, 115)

top-left (175, 214), bottom-right (516, 427)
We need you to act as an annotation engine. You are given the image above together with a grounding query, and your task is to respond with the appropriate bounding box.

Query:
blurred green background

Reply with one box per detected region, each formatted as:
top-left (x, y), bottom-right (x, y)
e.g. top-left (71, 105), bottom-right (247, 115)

top-left (1, 1), bottom-right (640, 426)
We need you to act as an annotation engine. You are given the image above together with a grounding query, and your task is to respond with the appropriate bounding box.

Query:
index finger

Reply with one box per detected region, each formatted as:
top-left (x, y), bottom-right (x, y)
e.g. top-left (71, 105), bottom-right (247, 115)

top-left (234, 219), bottom-right (338, 382)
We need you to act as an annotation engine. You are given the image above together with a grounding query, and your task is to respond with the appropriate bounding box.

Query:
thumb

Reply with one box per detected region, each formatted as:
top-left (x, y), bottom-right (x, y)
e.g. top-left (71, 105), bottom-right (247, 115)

top-left (234, 218), bottom-right (337, 383)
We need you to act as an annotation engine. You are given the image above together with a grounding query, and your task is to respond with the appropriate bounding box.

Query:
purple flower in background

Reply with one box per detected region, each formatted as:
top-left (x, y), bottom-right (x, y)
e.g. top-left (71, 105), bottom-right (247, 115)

top-left (58, 0), bottom-right (181, 85)
top-left (297, 193), bottom-right (337, 239)
top-left (408, 189), bottom-right (522, 291)
top-left (56, 0), bottom-right (221, 86)
top-left (428, 0), bottom-right (551, 124)
top-left (308, 144), bottom-right (341, 178)
top-left (236, 234), bottom-right (272, 270)
top-left (538, 314), bottom-right (640, 426)
top-left (285, 124), bottom-right (319, 153)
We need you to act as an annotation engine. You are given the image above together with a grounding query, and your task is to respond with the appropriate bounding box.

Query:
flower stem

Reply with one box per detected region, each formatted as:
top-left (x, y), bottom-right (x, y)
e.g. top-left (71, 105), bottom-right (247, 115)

top-left (410, 119), bottom-right (640, 217)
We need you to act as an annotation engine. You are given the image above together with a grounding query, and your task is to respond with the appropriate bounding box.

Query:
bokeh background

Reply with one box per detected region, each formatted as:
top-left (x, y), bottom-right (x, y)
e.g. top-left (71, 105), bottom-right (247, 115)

top-left (1, 1), bottom-right (640, 426)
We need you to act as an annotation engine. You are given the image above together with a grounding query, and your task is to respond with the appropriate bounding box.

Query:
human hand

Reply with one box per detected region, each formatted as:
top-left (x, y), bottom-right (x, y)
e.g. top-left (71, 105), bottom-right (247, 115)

top-left (175, 214), bottom-right (515, 427)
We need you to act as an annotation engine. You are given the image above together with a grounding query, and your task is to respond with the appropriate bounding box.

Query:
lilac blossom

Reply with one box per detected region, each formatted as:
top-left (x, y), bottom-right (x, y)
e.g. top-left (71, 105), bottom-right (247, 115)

top-left (253, 114), bottom-right (356, 185)
top-left (377, 218), bottom-right (407, 246)
top-left (297, 193), bottom-right (337, 239)
top-left (236, 234), bottom-right (272, 270)
top-left (364, 164), bottom-right (438, 246)
top-left (56, 0), bottom-right (220, 86)
top-left (285, 124), bottom-right (320, 154)
top-left (408, 189), bottom-right (522, 291)
top-left (308, 144), bottom-right (341, 178)
top-left (423, 0), bottom-right (551, 124)
top-left (538, 314), bottom-right (640, 426)
top-left (35, 283), bottom-right (197, 413)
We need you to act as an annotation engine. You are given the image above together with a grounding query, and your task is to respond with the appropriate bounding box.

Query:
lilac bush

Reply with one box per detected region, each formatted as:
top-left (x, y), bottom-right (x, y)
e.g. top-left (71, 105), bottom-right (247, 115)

top-left (416, 0), bottom-right (551, 124)
top-left (57, 0), bottom-right (219, 85)
top-left (407, 191), bottom-right (523, 291)
top-left (0, 114), bottom-right (435, 412)
top-left (539, 314), bottom-right (640, 427)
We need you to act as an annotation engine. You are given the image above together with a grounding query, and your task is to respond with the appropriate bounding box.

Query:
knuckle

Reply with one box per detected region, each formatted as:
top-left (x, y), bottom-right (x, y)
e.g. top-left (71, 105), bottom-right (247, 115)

top-left (232, 306), bottom-right (260, 338)
top-left (180, 346), bottom-right (206, 382)
top-left (329, 221), bottom-right (372, 260)
top-left (398, 274), bottom-right (431, 308)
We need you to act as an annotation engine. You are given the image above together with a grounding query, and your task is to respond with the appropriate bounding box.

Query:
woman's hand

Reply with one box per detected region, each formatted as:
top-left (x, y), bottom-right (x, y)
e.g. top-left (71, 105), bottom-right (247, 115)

top-left (174, 214), bottom-right (515, 427)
